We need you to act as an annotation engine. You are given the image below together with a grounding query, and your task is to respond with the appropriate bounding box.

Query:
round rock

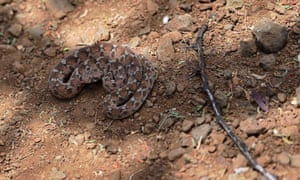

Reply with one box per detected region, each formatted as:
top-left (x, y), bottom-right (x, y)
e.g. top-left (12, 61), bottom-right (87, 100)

top-left (252, 19), bottom-right (288, 53)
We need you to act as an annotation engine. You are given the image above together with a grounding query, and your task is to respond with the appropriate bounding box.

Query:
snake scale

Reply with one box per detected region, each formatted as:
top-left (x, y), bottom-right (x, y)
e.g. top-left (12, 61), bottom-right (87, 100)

top-left (48, 42), bottom-right (155, 119)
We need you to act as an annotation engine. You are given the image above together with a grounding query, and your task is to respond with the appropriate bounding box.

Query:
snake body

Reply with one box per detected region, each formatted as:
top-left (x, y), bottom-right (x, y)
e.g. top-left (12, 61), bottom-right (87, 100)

top-left (48, 42), bottom-right (155, 119)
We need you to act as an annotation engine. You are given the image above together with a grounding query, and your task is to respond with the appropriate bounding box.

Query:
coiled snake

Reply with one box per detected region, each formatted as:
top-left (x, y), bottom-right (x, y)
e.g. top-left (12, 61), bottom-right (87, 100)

top-left (48, 42), bottom-right (155, 119)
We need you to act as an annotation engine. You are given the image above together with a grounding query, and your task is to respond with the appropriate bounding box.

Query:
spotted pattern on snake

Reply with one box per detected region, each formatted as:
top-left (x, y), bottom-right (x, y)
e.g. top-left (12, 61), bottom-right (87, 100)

top-left (48, 42), bottom-right (155, 119)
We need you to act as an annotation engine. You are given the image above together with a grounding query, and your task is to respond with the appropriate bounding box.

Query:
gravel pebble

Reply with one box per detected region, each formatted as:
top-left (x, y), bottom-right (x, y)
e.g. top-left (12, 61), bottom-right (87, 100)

top-left (257, 154), bottom-right (272, 167)
top-left (240, 117), bottom-right (265, 136)
top-left (214, 90), bottom-right (228, 108)
top-left (142, 122), bottom-right (156, 134)
top-left (157, 35), bottom-right (174, 61)
top-left (129, 36), bottom-right (141, 48)
top-left (168, 148), bottom-right (186, 161)
top-left (177, 83), bottom-right (185, 92)
top-left (45, 0), bottom-right (74, 19)
top-left (226, 0), bottom-right (244, 9)
top-left (295, 86), bottom-right (300, 107)
top-left (180, 135), bottom-right (195, 148)
top-left (232, 154), bottom-right (248, 169)
top-left (258, 54), bottom-right (276, 71)
top-left (290, 154), bottom-right (300, 167)
top-left (276, 152), bottom-right (290, 165)
top-left (166, 14), bottom-right (193, 32)
top-left (28, 24), bottom-right (44, 39)
top-left (277, 93), bottom-right (287, 103)
top-left (164, 80), bottom-right (176, 96)
top-left (50, 167), bottom-right (66, 180)
top-left (190, 124), bottom-right (212, 143)
top-left (75, 134), bottom-right (85, 145)
top-left (105, 143), bottom-right (118, 154)
top-left (146, 0), bottom-right (159, 16)
top-left (239, 39), bottom-right (257, 57)
top-left (8, 23), bottom-right (22, 37)
top-left (43, 47), bottom-right (57, 57)
top-left (12, 61), bottom-right (25, 74)
top-left (252, 19), bottom-right (288, 53)
top-left (195, 117), bottom-right (205, 125)
top-left (181, 119), bottom-right (194, 132)
top-left (104, 170), bottom-right (121, 180)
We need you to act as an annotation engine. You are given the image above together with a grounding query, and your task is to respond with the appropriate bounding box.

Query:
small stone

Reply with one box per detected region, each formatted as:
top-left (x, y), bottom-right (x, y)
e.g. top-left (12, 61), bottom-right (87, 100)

top-left (159, 151), bottom-right (168, 159)
top-left (152, 114), bottom-right (160, 123)
top-left (157, 35), bottom-right (174, 61)
top-left (179, 3), bottom-right (193, 13)
top-left (292, 22), bottom-right (300, 34)
top-left (164, 80), bottom-right (176, 96)
top-left (181, 119), bottom-right (194, 132)
top-left (12, 61), bottom-right (25, 74)
top-left (180, 135), bottom-right (195, 148)
top-left (87, 142), bottom-right (97, 149)
top-left (234, 86), bottom-right (244, 98)
top-left (240, 117), bottom-right (265, 136)
top-left (276, 152), bottom-right (290, 165)
top-left (105, 143), bottom-right (118, 154)
top-left (190, 124), bottom-right (212, 143)
top-left (129, 36), bottom-right (141, 48)
top-left (208, 145), bottom-right (217, 153)
top-left (239, 39), bottom-right (257, 57)
top-left (163, 31), bottom-right (183, 43)
top-left (105, 170), bottom-right (121, 180)
top-left (142, 122), bottom-right (156, 135)
top-left (28, 24), bottom-right (44, 39)
top-left (277, 93), bottom-right (286, 103)
top-left (281, 125), bottom-right (299, 136)
top-left (256, 154), bottom-right (272, 167)
top-left (183, 154), bottom-right (197, 164)
top-left (258, 54), bottom-right (276, 71)
top-left (177, 83), bottom-right (185, 92)
top-left (54, 155), bottom-right (63, 161)
top-left (168, 148), bottom-right (185, 161)
top-left (146, 0), bottom-right (159, 16)
top-left (144, 100), bottom-right (153, 108)
top-left (191, 95), bottom-right (207, 105)
top-left (214, 90), bottom-right (228, 108)
top-left (233, 154), bottom-right (248, 169)
top-left (166, 14), bottom-right (193, 32)
top-left (266, 2), bottom-right (275, 10)
top-left (195, 117), bottom-right (205, 125)
top-left (0, 139), bottom-right (4, 146)
top-left (252, 19), bottom-right (288, 53)
top-left (45, 0), bottom-right (74, 19)
top-left (148, 31), bottom-right (160, 40)
top-left (295, 87), bottom-right (300, 108)
top-left (254, 141), bottom-right (264, 155)
top-left (84, 131), bottom-right (91, 140)
top-left (50, 167), bottom-right (66, 180)
top-left (95, 26), bottom-right (110, 41)
top-left (75, 134), bottom-right (85, 145)
top-left (226, 0), bottom-right (244, 9)
top-left (223, 69), bottom-right (232, 80)
top-left (139, 25), bottom-right (151, 35)
top-left (210, 132), bottom-right (226, 145)
top-left (159, 117), bottom-right (175, 131)
top-left (8, 23), bottom-right (22, 37)
top-left (224, 24), bottom-right (234, 31)
top-left (290, 154), bottom-right (300, 167)
top-left (43, 47), bottom-right (57, 57)
top-left (197, 3), bottom-right (213, 11)
top-left (85, 122), bottom-right (95, 130)
top-left (274, 4), bottom-right (286, 15)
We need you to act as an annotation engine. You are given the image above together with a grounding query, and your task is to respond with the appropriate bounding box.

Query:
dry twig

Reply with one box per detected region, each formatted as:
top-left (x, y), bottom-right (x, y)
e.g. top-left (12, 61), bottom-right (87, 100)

top-left (193, 24), bottom-right (277, 180)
